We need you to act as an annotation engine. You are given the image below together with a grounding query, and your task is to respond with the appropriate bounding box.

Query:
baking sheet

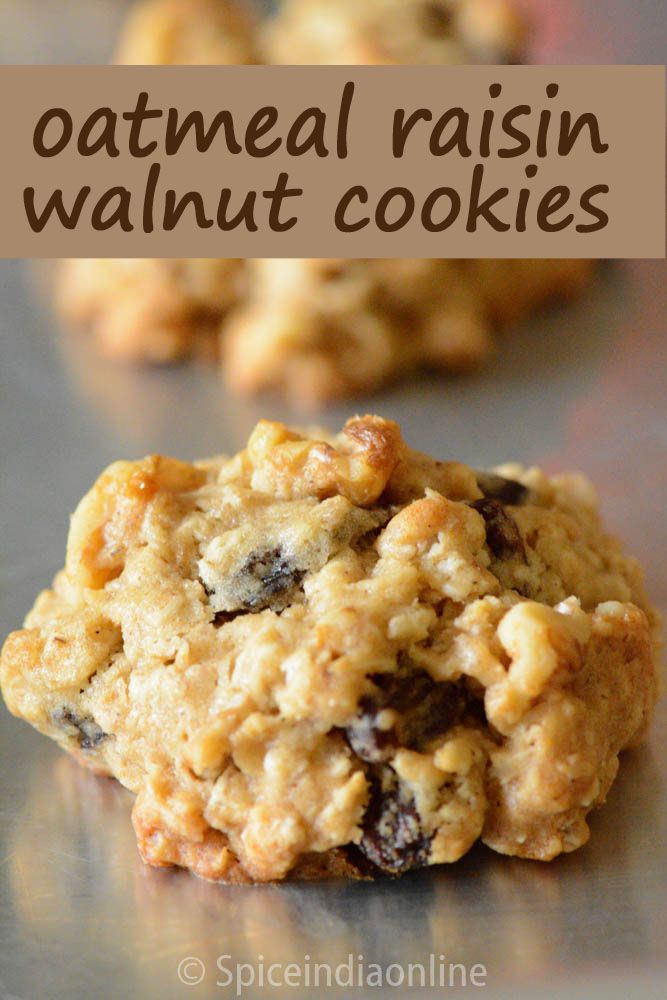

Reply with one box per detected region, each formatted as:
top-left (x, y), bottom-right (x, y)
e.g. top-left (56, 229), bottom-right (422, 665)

top-left (1, 2), bottom-right (666, 998)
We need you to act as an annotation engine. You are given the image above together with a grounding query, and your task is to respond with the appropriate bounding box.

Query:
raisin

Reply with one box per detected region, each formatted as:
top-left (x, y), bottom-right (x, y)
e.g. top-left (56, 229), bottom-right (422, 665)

top-left (52, 706), bottom-right (108, 750)
top-left (345, 664), bottom-right (467, 763)
top-left (199, 548), bottom-right (305, 625)
top-left (200, 548), bottom-right (303, 615)
top-left (344, 701), bottom-right (397, 763)
top-left (475, 471), bottom-right (529, 506)
top-left (471, 498), bottom-right (527, 561)
top-left (236, 547), bottom-right (304, 611)
top-left (359, 769), bottom-right (432, 876)
top-left (212, 610), bottom-right (239, 628)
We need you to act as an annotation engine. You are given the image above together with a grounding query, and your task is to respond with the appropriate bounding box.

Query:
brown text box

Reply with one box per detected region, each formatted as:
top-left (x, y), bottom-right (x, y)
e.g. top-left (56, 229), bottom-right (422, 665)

top-left (0, 65), bottom-right (664, 258)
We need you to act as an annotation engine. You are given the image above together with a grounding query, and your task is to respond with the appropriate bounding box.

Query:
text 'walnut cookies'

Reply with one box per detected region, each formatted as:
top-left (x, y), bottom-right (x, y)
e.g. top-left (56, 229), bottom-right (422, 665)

top-left (58, 0), bottom-right (592, 403)
top-left (0, 417), bottom-right (660, 882)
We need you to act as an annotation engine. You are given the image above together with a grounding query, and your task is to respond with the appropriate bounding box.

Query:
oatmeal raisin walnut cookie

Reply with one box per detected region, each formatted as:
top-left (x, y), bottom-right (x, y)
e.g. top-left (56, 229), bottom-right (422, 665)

top-left (1, 417), bottom-right (660, 881)
top-left (115, 0), bottom-right (261, 66)
top-left (59, 0), bottom-right (592, 400)
top-left (58, 0), bottom-right (259, 364)
top-left (264, 0), bottom-right (526, 66)
top-left (224, 258), bottom-right (592, 404)
top-left (58, 257), bottom-right (244, 364)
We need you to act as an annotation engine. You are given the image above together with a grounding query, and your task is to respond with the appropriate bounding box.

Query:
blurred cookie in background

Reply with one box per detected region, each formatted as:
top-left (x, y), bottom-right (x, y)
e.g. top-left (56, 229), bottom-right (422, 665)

top-left (57, 0), bottom-right (593, 404)
top-left (265, 0), bottom-right (525, 66)
top-left (225, 258), bottom-right (592, 405)
top-left (58, 0), bottom-right (260, 365)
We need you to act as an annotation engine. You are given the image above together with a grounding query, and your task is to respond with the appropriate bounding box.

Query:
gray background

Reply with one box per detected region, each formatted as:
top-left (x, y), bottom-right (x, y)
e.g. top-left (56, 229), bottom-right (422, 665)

top-left (1, 2), bottom-right (666, 998)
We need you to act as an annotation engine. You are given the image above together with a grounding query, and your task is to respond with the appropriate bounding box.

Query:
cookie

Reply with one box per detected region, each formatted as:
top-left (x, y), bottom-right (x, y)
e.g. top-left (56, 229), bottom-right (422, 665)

top-left (58, 257), bottom-right (243, 363)
top-left (58, 0), bottom-right (593, 398)
top-left (224, 258), bottom-right (592, 404)
top-left (58, 0), bottom-right (259, 364)
top-left (1, 417), bottom-right (659, 882)
top-left (242, 0), bottom-right (590, 401)
top-left (264, 0), bottom-right (526, 66)
top-left (115, 0), bottom-right (261, 66)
